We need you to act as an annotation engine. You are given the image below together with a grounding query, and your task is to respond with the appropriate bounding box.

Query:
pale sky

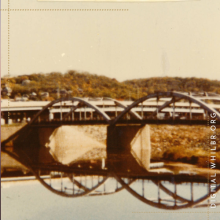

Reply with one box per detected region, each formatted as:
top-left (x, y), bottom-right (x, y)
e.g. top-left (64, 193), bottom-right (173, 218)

top-left (1, 0), bottom-right (220, 81)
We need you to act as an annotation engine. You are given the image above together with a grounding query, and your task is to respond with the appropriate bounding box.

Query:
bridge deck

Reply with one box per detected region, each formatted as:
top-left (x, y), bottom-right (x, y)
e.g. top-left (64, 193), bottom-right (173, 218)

top-left (30, 119), bottom-right (220, 127)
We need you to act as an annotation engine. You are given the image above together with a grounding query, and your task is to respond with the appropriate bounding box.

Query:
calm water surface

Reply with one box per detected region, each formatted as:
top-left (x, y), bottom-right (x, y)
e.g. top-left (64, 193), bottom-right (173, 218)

top-left (1, 179), bottom-right (220, 220)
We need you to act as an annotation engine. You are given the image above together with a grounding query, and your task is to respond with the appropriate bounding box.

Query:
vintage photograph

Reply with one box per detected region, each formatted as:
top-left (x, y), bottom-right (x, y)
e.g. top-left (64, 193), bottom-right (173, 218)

top-left (1, 0), bottom-right (220, 219)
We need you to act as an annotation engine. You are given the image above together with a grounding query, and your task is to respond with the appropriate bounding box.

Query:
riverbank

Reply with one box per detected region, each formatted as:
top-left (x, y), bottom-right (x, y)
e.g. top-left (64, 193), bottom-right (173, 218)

top-left (150, 125), bottom-right (220, 168)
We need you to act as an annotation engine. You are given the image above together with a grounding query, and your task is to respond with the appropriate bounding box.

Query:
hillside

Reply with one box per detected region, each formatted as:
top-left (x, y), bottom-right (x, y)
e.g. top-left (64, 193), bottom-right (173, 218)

top-left (1, 70), bottom-right (220, 101)
top-left (124, 77), bottom-right (220, 95)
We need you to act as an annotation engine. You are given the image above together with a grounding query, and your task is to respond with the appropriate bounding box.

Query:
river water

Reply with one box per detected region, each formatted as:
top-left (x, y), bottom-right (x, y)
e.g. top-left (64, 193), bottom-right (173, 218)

top-left (1, 178), bottom-right (220, 220)
top-left (1, 124), bottom-right (220, 219)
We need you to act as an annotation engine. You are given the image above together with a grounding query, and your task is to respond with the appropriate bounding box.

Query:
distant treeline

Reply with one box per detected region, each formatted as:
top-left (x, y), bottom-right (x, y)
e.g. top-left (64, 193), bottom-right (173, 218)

top-left (1, 70), bottom-right (220, 100)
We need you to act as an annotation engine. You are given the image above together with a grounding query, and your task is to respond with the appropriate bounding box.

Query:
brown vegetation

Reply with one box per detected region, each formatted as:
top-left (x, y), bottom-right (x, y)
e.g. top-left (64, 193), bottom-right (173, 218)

top-left (150, 125), bottom-right (220, 168)
top-left (2, 71), bottom-right (220, 100)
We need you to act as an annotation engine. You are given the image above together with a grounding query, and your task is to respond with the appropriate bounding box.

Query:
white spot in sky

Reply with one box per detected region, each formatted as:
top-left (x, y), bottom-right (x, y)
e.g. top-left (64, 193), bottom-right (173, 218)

top-left (61, 53), bottom-right (65, 57)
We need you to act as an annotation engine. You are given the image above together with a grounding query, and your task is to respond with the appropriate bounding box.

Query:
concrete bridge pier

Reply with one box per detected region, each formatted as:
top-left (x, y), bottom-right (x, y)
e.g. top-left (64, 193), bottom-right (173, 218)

top-left (107, 125), bottom-right (151, 170)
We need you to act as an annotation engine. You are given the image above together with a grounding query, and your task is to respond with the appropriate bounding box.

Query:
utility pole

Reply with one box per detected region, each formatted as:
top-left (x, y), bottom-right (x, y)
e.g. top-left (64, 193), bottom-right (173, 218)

top-left (137, 86), bottom-right (139, 100)
top-left (57, 82), bottom-right (60, 99)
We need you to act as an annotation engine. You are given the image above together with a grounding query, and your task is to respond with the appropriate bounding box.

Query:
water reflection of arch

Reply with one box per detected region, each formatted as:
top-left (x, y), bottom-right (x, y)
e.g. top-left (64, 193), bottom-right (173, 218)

top-left (30, 169), bottom-right (137, 198)
top-left (114, 174), bottom-right (220, 210)
top-left (32, 170), bottom-right (110, 198)
top-left (29, 165), bottom-right (220, 209)
top-left (111, 91), bottom-right (220, 125)
top-left (2, 147), bottom-right (220, 210)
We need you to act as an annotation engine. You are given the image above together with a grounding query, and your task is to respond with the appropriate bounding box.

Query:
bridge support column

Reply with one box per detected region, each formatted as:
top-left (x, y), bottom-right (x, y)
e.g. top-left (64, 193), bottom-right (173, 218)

top-left (49, 112), bottom-right (54, 121)
top-left (79, 110), bottom-right (82, 120)
top-left (107, 125), bottom-right (151, 170)
top-left (1, 118), bottom-right (5, 125)
top-left (1, 112), bottom-right (8, 124)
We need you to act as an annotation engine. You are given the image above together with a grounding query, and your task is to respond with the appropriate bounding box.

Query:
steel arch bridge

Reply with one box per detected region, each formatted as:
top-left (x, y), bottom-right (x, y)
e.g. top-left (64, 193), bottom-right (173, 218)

top-left (1, 89), bottom-right (220, 210)
top-left (111, 91), bottom-right (220, 125)
top-left (2, 91), bottom-right (220, 148)
top-left (26, 91), bottom-right (220, 126)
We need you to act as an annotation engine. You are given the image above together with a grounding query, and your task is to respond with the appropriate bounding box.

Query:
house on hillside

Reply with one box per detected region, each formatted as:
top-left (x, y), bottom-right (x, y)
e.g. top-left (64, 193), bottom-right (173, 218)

top-left (1, 85), bottom-right (12, 97)
top-left (60, 89), bottom-right (67, 97)
top-left (30, 92), bottom-right (37, 99)
top-left (22, 80), bottom-right (31, 86)
top-left (77, 88), bottom-right (83, 94)
top-left (14, 96), bottom-right (28, 101)
top-left (67, 90), bottom-right (73, 97)
top-left (52, 89), bottom-right (60, 99)
top-left (40, 92), bottom-right (49, 99)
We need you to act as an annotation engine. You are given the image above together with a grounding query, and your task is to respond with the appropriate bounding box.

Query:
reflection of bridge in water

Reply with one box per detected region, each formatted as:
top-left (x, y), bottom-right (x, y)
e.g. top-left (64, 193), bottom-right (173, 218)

top-left (1, 91), bottom-right (220, 210)
top-left (35, 171), bottom-right (220, 210)
top-left (2, 140), bottom-right (220, 210)
top-left (2, 149), bottom-right (220, 210)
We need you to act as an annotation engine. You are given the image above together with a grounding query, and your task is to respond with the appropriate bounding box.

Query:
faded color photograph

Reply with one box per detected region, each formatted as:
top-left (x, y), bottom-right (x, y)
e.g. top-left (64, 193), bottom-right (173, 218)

top-left (1, 0), bottom-right (220, 220)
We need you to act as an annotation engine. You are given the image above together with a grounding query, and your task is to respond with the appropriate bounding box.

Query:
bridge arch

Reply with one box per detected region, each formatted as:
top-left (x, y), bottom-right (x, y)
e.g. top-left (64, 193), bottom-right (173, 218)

top-left (63, 98), bottom-right (142, 120)
top-left (1, 97), bottom-right (112, 148)
top-left (111, 91), bottom-right (220, 125)
top-left (33, 171), bottom-right (138, 198)
top-left (33, 170), bottom-right (110, 198)
top-left (114, 174), bottom-right (220, 210)
top-left (29, 97), bottom-right (112, 125)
